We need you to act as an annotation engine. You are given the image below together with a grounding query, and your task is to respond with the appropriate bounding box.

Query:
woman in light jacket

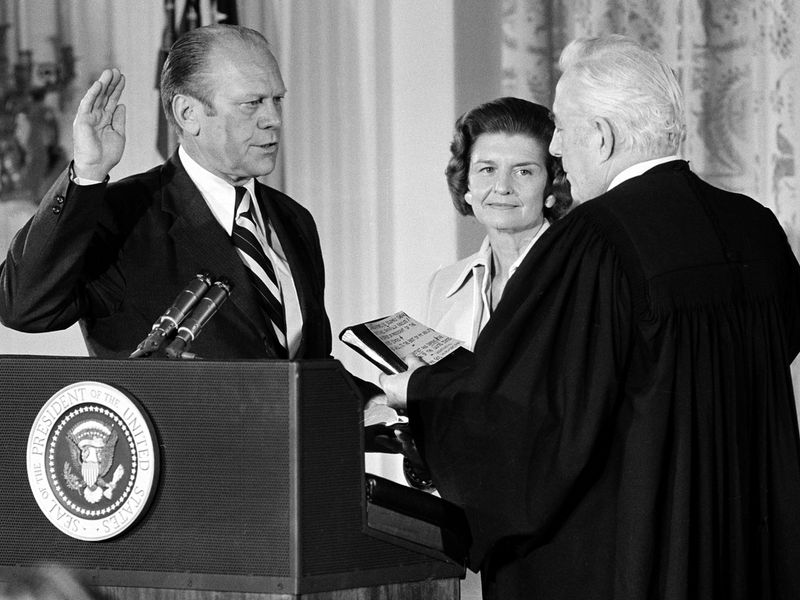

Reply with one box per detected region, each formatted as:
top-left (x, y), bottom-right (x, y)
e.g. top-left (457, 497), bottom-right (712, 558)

top-left (426, 97), bottom-right (572, 349)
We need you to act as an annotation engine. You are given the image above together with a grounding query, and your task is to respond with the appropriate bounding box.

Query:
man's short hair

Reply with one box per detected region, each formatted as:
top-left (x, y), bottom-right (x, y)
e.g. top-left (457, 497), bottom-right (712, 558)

top-left (558, 34), bottom-right (686, 155)
top-left (159, 24), bottom-right (272, 133)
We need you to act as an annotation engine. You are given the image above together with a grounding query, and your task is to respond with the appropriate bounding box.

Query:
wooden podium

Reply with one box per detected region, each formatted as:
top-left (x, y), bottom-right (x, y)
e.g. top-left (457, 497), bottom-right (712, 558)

top-left (0, 356), bottom-right (464, 599)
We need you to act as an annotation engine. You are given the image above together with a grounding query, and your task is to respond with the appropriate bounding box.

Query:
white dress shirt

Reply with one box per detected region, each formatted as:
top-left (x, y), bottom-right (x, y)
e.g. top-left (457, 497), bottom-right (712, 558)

top-left (607, 155), bottom-right (682, 192)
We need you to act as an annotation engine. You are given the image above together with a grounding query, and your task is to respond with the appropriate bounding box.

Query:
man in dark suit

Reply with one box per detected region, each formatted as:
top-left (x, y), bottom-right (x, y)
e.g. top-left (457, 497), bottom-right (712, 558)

top-left (0, 25), bottom-right (332, 361)
top-left (380, 35), bottom-right (800, 599)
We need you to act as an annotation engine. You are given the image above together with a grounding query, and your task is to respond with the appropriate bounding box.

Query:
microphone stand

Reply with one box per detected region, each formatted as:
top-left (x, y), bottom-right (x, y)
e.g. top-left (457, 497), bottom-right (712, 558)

top-left (130, 272), bottom-right (212, 358)
top-left (164, 278), bottom-right (233, 360)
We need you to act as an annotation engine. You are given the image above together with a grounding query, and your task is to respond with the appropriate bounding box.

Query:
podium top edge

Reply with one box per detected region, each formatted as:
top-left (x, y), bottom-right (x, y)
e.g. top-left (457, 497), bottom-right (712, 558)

top-left (0, 355), bottom-right (350, 374)
top-left (0, 355), bottom-right (340, 365)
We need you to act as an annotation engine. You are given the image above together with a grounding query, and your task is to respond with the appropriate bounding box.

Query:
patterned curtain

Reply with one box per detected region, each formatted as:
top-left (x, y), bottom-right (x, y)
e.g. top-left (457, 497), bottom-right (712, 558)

top-left (502, 0), bottom-right (800, 406)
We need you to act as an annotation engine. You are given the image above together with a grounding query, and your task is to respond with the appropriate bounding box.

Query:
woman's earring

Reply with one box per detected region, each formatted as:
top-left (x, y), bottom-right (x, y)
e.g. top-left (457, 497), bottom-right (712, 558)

top-left (545, 194), bottom-right (555, 208)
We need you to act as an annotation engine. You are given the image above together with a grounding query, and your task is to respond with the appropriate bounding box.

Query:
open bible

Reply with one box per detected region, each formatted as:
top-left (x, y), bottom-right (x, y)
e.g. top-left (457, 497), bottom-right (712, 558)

top-left (345, 312), bottom-right (469, 493)
top-left (339, 311), bottom-right (465, 375)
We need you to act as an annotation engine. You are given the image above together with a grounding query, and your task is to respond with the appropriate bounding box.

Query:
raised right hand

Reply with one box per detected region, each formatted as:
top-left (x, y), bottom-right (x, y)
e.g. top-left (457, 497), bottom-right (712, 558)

top-left (73, 68), bottom-right (126, 181)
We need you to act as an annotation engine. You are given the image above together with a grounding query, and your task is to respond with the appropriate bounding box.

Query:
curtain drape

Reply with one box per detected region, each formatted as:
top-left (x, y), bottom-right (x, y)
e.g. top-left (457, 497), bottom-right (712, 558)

top-left (502, 0), bottom-right (800, 405)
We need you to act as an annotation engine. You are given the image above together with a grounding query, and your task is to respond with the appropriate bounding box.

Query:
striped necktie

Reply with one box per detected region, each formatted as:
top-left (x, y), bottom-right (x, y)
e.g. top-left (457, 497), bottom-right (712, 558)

top-left (231, 186), bottom-right (288, 358)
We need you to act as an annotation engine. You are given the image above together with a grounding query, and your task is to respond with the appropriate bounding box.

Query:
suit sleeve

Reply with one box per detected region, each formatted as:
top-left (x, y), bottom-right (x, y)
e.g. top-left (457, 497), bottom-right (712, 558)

top-left (407, 214), bottom-right (634, 569)
top-left (0, 168), bottom-right (122, 332)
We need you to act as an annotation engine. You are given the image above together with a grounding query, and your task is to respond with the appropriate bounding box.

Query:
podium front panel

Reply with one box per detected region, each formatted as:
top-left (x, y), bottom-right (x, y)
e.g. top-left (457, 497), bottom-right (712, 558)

top-left (0, 357), bottom-right (462, 594)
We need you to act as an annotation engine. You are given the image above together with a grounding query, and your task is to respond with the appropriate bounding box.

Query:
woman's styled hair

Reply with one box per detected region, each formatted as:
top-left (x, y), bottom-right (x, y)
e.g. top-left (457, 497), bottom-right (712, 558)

top-left (160, 24), bottom-right (271, 132)
top-left (558, 34), bottom-right (686, 155)
top-left (445, 97), bottom-right (572, 220)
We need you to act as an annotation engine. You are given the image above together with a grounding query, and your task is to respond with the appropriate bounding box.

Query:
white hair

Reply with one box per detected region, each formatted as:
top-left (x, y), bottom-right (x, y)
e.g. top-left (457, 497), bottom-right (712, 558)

top-left (558, 35), bottom-right (686, 155)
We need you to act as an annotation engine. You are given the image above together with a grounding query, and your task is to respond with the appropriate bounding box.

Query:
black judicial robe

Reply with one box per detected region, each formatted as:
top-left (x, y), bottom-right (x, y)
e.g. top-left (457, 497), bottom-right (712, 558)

top-left (408, 161), bottom-right (800, 600)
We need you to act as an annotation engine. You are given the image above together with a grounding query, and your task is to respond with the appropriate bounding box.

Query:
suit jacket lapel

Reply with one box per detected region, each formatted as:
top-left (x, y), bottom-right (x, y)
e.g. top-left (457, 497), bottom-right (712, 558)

top-left (159, 154), bottom-right (271, 345)
top-left (255, 182), bottom-right (313, 357)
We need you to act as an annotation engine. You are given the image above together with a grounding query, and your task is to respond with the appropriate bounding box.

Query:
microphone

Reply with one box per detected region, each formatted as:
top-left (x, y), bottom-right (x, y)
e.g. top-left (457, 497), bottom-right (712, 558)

top-left (164, 278), bottom-right (233, 359)
top-left (129, 272), bottom-right (213, 358)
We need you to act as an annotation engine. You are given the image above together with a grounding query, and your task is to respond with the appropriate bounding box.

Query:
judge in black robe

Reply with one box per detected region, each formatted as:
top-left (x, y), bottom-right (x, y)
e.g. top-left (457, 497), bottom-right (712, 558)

top-left (381, 36), bottom-right (800, 600)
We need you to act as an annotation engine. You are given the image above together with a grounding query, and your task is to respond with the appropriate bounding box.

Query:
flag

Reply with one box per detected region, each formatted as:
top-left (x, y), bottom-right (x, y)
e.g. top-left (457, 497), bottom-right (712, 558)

top-left (157, 0), bottom-right (239, 159)
top-left (214, 0), bottom-right (238, 25)
top-left (155, 0), bottom-right (178, 160)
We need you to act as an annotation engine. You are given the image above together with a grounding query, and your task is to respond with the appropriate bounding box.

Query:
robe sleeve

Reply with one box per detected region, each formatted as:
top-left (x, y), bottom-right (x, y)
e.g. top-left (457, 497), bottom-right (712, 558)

top-left (407, 213), bottom-right (634, 569)
top-left (781, 235), bottom-right (800, 361)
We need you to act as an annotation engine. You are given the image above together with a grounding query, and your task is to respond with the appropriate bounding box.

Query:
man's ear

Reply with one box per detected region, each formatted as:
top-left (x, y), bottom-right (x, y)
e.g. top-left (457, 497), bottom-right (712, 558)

top-left (594, 116), bottom-right (615, 161)
top-left (172, 94), bottom-right (200, 136)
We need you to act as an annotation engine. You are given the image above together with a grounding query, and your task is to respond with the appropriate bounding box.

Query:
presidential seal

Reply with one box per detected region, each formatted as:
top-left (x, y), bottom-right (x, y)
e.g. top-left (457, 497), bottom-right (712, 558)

top-left (26, 381), bottom-right (159, 541)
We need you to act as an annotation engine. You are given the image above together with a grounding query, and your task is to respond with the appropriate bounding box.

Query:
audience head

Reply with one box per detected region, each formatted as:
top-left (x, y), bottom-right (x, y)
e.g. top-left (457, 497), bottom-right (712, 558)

top-left (160, 25), bottom-right (285, 184)
top-left (446, 97), bottom-right (572, 223)
top-left (550, 34), bottom-right (685, 201)
top-left (0, 566), bottom-right (97, 600)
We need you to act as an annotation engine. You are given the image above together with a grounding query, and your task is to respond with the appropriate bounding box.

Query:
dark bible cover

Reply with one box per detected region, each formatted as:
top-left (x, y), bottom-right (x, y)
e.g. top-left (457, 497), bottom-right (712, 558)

top-left (364, 473), bottom-right (470, 566)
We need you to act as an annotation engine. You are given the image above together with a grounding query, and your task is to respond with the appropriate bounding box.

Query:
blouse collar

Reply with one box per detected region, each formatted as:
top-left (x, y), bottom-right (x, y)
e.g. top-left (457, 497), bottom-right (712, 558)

top-left (444, 220), bottom-right (551, 297)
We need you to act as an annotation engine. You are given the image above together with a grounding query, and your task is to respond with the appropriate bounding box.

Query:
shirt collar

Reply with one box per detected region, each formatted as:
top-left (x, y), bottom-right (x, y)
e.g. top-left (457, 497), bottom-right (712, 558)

top-left (443, 220), bottom-right (551, 297)
top-left (607, 155), bottom-right (681, 192)
top-left (179, 146), bottom-right (255, 235)
top-left (444, 237), bottom-right (492, 298)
